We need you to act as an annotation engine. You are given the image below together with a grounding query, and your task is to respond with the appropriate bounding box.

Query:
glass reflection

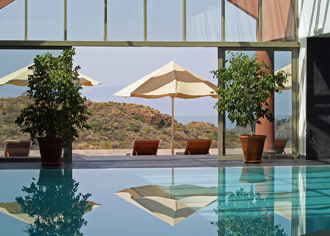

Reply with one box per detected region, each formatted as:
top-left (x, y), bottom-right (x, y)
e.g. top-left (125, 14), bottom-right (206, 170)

top-left (213, 188), bottom-right (287, 236)
top-left (7, 170), bottom-right (99, 236)
top-left (214, 166), bottom-right (287, 235)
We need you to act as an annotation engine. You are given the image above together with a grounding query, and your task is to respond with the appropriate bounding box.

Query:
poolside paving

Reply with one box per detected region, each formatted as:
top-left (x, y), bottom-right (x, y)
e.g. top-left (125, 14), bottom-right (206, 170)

top-left (0, 149), bottom-right (329, 169)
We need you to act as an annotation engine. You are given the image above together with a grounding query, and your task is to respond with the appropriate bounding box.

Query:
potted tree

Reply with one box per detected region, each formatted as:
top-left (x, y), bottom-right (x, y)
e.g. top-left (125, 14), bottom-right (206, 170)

top-left (211, 52), bottom-right (287, 163)
top-left (15, 48), bottom-right (89, 166)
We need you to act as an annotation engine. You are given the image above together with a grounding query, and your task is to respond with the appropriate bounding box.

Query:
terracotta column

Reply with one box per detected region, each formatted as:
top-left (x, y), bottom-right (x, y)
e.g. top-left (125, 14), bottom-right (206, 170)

top-left (255, 51), bottom-right (275, 152)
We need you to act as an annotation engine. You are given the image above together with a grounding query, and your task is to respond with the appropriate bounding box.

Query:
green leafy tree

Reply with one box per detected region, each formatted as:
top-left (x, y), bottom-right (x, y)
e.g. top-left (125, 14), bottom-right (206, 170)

top-left (211, 52), bottom-right (288, 136)
top-left (15, 48), bottom-right (89, 142)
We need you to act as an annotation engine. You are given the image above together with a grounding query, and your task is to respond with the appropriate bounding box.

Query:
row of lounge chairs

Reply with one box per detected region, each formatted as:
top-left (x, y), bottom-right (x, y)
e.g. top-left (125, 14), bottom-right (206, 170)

top-left (130, 139), bottom-right (212, 155)
top-left (2, 139), bottom-right (212, 157)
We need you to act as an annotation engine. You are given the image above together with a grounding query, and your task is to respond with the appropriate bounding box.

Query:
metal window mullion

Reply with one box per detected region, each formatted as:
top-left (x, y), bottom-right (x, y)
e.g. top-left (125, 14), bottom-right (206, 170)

top-left (217, 47), bottom-right (226, 159)
top-left (295, 0), bottom-right (299, 42)
top-left (221, 0), bottom-right (225, 42)
top-left (144, 0), bottom-right (147, 41)
top-left (104, 0), bottom-right (107, 41)
top-left (292, 48), bottom-right (299, 157)
top-left (258, 0), bottom-right (262, 42)
top-left (183, 0), bottom-right (186, 42)
top-left (25, 0), bottom-right (28, 40)
top-left (64, 0), bottom-right (67, 40)
top-left (0, 40), bottom-right (299, 48)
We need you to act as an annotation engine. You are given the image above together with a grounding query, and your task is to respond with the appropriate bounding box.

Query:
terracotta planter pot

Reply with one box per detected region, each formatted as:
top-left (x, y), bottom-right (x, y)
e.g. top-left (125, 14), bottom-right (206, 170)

top-left (239, 135), bottom-right (266, 163)
top-left (37, 137), bottom-right (64, 166)
top-left (274, 139), bottom-right (288, 154)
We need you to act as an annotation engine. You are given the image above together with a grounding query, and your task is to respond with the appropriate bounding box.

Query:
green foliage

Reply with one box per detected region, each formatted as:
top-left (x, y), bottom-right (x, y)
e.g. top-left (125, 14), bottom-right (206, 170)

top-left (211, 51), bottom-right (288, 135)
top-left (15, 49), bottom-right (89, 142)
top-left (133, 115), bottom-right (143, 122)
top-left (112, 130), bottom-right (125, 141)
top-left (100, 140), bottom-right (112, 149)
top-left (209, 130), bottom-right (218, 141)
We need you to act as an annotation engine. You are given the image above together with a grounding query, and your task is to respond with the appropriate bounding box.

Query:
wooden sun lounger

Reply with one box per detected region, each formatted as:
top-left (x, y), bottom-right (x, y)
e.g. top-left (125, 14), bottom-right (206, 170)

top-left (4, 140), bottom-right (31, 157)
top-left (178, 139), bottom-right (212, 155)
top-left (131, 140), bottom-right (160, 155)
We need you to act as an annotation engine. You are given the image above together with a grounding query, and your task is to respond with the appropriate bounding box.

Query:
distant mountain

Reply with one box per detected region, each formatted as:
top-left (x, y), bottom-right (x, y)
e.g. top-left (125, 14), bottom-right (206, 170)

top-left (0, 96), bottom-right (291, 150)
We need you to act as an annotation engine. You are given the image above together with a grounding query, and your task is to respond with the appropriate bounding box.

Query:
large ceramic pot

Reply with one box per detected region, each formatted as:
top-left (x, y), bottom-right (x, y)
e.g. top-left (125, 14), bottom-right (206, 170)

top-left (274, 139), bottom-right (288, 154)
top-left (37, 137), bottom-right (64, 166)
top-left (239, 135), bottom-right (266, 163)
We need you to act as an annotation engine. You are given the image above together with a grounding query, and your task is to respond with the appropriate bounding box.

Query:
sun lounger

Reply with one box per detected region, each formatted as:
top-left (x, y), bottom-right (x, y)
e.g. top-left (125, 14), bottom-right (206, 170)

top-left (177, 139), bottom-right (212, 155)
top-left (130, 140), bottom-right (160, 155)
top-left (4, 140), bottom-right (31, 157)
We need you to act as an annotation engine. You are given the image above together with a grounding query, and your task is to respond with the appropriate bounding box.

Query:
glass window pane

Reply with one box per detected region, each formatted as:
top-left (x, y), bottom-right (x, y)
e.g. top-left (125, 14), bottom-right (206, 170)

top-left (0, 0), bottom-right (24, 40)
top-left (224, 51), bottom-right (292, 156)
top-left (274, 51), bottom-right (292, 154)
top-left (147, 0), bottom-right (183, 41)
top-left (225, 113), bottom-right (243, 155)
top-left (225, 0), bottom-right (257, 42)
top-left (68, 0), bottom-right (104, 41)
top-left (187, 0), bottom-right (221, 42)
top-left (28, 0), bottom-right (64, 40)
top-left (108, 0), bottom-right (144, 41)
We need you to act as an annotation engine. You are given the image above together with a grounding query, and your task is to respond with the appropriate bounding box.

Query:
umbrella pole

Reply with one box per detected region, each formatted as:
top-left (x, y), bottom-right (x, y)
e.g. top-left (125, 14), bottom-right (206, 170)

top-left (171, 96), bottom-right (174, 155)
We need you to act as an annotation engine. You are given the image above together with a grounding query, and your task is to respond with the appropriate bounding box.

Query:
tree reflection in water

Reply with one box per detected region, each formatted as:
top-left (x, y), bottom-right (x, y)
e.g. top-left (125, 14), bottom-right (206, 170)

top-left (212, 187), bottom-right (287, 236)
top-left (16, 170), bottom-right (93, 236)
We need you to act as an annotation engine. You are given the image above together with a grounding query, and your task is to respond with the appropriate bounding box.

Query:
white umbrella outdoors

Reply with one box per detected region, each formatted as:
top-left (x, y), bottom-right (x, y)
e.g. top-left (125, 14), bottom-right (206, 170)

top-left (0, 64), bottom-right (101, 87)
top-left (275, 64), bottom-right (291, 90)
top-left (114, 61), bottom-right (218, 155)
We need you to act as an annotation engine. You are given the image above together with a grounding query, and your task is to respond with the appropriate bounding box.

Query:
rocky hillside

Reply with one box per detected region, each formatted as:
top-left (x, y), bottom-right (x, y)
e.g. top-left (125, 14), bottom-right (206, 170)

top-left (0, 96), bottom-right (218, 150)
top-left (0, 96), bottom-right (291, 150)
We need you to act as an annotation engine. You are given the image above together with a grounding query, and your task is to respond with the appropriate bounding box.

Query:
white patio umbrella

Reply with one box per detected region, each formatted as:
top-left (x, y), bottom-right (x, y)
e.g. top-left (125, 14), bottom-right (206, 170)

top-left (114, 61), bottom-right (218, 155)
top-left (0, 64), bottom-right (101, 87)
top-left (275, 64), bottom-right (291, 90)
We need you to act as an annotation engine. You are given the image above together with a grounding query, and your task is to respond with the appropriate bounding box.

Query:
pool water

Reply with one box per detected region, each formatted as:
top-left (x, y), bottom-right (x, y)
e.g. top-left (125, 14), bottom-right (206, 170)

top-left (0, 166), bottom-right (330, 236)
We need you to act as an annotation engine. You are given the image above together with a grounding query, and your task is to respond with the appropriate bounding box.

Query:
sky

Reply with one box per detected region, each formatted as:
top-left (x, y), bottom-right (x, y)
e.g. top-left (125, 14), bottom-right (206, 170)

top-left (0, 47), bottom-right (291, 119)
top-left (0, 0), bottom-right (292, 119)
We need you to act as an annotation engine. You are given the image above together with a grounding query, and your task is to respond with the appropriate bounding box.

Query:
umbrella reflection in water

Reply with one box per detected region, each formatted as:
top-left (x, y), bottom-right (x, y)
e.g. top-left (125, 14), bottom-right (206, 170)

top-left (115, 183), bottom-right (217, 226)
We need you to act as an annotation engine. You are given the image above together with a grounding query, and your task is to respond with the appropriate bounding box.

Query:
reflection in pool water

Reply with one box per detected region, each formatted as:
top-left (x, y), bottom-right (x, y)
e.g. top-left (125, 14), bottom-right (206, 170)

top-left (1, 166), bottom-right (330, 235)
top-left (0, 170), bottom-right (99, 236)
top-left (116, 184), bottom-right (218, 226)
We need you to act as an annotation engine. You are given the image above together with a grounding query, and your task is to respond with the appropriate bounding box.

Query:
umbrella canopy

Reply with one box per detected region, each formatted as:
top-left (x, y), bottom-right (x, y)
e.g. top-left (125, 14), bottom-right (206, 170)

top-left (114, 61), bottom-right (218, 155)
top-left (0, 64), bottom-right (101, 87)
top-left (275, 64), bottom-right (291, 90)
top-left (0, 200), bottom-right (100, 225)
top-left (115, 184), bottom-right (218, 226)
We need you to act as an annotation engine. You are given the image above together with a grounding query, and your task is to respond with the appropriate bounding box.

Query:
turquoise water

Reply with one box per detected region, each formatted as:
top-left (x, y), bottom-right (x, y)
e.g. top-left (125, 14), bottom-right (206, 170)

top-left (0, 166), bottom-right (329, 235)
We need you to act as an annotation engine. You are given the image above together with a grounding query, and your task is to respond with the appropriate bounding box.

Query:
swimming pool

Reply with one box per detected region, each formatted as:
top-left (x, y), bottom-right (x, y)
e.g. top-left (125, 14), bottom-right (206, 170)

top-left (0, 166), bottom-right (329, 235)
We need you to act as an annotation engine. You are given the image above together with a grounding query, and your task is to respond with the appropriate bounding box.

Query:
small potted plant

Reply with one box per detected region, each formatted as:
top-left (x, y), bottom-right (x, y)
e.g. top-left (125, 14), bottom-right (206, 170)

top-left (15, 48), bottom-right (89, 166)
top-left (211, 51), bottom-right (287, 163)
